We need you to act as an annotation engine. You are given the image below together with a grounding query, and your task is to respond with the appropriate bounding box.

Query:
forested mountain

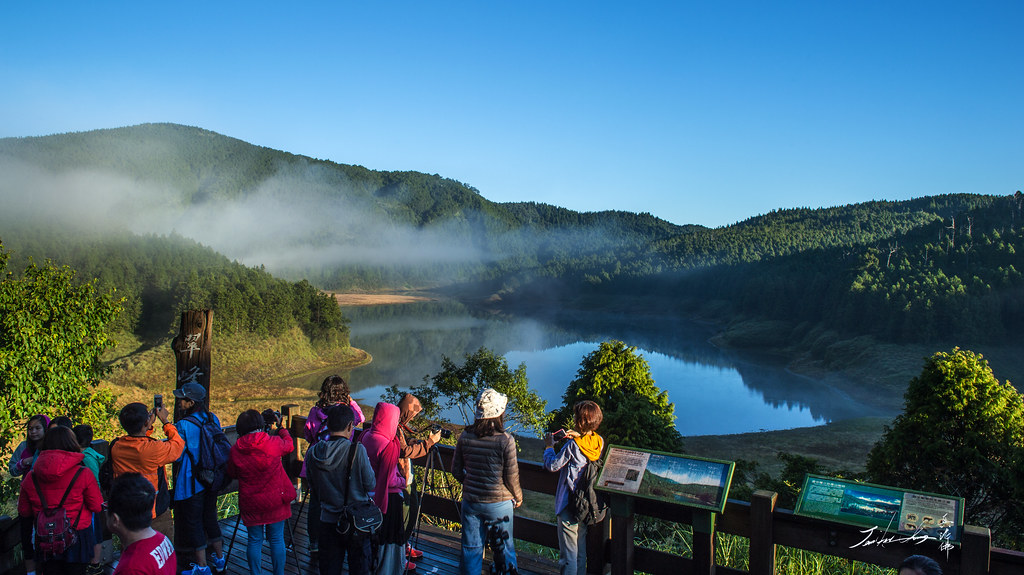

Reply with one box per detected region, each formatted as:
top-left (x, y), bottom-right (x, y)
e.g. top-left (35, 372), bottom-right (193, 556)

top-left (1, 123), bottom-right (1021, 348)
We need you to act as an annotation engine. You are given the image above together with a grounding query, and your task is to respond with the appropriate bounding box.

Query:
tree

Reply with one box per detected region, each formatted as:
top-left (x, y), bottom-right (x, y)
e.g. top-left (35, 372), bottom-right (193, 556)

top-left (387, 347), bottom-right (551, 436)
top-left (552, 340), bottom-right (683, 453)
top-left (0, 243), bottom-right (122, 465)
top-left (866, 348), bottom-right (1024, 546)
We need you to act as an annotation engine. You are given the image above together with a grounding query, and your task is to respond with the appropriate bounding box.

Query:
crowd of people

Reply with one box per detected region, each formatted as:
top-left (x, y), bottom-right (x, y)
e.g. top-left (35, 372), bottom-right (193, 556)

top-left (9, 376), bottom-right (612, 575)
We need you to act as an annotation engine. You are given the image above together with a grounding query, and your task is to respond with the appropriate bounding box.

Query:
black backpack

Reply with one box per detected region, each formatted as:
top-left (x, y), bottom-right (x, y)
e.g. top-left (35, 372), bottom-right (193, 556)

top-left (184, 414), bottom-right (232, 491)
top-left (570, 458), bottom-right (609, 526)
top-left (33, 466), bottom-right (86, 558)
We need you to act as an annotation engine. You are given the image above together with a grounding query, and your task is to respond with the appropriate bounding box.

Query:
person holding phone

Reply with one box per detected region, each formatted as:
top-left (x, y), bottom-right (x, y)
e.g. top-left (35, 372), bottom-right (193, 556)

top-left (543, 400), bottom-right (605, 575)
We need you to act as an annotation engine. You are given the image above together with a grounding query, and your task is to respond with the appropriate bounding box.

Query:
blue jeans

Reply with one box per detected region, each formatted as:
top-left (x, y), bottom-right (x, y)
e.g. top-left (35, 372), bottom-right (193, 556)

top-left (556, 508), bottom-right (588, 575)
top-left (460, 499), bottom-right (517, 575)
top-left (246, 520), bottom-right (286, 575)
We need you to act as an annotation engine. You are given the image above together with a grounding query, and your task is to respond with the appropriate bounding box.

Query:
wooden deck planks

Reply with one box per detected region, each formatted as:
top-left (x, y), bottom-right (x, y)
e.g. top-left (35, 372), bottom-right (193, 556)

top-left (214, 501), bottom-right (558, 575)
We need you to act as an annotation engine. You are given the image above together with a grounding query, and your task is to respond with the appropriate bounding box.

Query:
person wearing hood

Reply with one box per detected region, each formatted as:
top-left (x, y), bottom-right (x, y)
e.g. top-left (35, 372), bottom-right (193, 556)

top-left (227, 410), bottom-right (295, 575)
top-left (305, 404), bottom-right (375, 575)
top-left (452, 388), bottom-right (523, 575)
top-left (543, 400), bottom-right (605, 575)
top-left (396, 394), bottom-right (441, 566)
top-left (18, 426), bottom-right (104, 575)
top-left (361, 402), bottom-right (407, 575)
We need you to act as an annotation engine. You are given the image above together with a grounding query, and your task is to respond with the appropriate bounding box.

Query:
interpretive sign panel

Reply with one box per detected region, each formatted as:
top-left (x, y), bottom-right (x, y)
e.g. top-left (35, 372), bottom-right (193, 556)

top-left (595, 445), bottom-right (734, 513)
top-left (795, 474), bottom-right (964, 545)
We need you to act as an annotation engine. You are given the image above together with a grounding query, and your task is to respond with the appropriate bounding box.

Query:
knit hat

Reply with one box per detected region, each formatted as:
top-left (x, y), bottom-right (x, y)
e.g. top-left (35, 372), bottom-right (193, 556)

top-left (475, 388), bottom-right (508, 420)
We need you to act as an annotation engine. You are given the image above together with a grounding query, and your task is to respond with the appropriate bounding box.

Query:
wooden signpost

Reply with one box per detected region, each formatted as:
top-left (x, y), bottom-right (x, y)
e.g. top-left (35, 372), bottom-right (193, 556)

top-left (171, 309), bottom-right (213, 414)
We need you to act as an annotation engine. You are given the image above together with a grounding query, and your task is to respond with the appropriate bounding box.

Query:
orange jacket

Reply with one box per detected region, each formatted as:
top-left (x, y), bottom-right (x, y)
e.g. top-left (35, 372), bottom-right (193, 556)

top-left (111, 423), bottom-right (185, 517)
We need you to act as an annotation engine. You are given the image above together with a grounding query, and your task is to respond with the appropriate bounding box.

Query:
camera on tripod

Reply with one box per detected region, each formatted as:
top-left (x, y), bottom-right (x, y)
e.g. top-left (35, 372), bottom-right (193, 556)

top-left (430, 423), bottom-right (452, 439)
top-left (262, 409), bottom-right (282, 432)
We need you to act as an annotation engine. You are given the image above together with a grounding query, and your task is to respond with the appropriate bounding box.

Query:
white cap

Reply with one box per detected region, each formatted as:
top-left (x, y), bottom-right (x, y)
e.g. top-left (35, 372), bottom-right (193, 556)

top-left (475, 388), bottom-right (508, 420)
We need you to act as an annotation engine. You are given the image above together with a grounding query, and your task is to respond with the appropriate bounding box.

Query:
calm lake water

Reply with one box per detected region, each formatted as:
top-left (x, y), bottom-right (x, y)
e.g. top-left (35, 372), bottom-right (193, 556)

top-left (304, 300), bottom-right (887, 436)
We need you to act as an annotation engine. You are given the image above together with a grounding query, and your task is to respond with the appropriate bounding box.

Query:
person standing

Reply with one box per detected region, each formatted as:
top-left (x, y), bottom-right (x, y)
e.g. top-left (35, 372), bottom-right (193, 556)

top-left (305, 404), bottom-right (375, 575)
top-left (9, 414), bottom-right (49, 476)
top-left (18, 426), bottom-right (104, 575)
top-left (452, 389), bottom-right (523, 575)
top-left (227, 410), bottom-right (295, 575)
top-left (360, 402), bottom-right (407, 575)
top-left (108, 473), bottom-right (177, 575)
top-left (111, 403), bottom-right (184, 545)
top-left (172, 382), bottom-right (226, 575)
top-left (396, 393), bottom-right (440, 567)
top-left (543, 401), bottom-right (605, 575)
top-left (302, 375), bottom-right (365, 557)
top-left (74, 424), bottom-right (107, 575)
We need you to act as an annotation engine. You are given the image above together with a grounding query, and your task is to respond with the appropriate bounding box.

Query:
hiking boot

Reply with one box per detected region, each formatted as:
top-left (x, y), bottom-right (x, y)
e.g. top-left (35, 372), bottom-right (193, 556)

top-left (181, 564), bottom-right (212, 575)
top-left (406, 544), bottom-right (423, 559)
top-left (209, 552), bottom-right (226, 572)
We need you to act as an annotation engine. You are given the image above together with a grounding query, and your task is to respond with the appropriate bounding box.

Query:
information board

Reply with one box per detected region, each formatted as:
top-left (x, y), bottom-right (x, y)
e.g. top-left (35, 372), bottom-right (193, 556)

top-left (795, 474), bottom-right (964, 545)
top-left (594, 445), bottom-right (735, 513)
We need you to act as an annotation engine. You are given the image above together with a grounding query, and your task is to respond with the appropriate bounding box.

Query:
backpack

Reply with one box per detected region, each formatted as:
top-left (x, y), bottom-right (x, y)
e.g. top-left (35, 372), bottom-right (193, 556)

top-left (32, 466), bottom-right (86, 558)
top-left (184, 414), bottom-right (232, 491)
top-left (98, 438), bottom-right (118, 494)
top-left (570, 457), bottom-right (609, 526)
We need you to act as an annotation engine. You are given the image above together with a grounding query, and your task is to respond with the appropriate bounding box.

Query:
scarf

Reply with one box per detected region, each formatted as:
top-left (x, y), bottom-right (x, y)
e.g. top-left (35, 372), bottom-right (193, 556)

top-left (574, 432), bottom-right (604, 462)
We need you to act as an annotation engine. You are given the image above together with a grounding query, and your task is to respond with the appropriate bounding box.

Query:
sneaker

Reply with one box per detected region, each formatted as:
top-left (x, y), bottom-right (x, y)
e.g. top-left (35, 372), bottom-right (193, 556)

top-left (210, 552), bottom-right (226, 572)
top-left (406, 545), bottom-right (423, 559)
top-left (181, 564), bottom-right (212, 575)
top-left (86, 563), bottom-right (104, 575)
top-left (405, 560), bottom-right (417, 571)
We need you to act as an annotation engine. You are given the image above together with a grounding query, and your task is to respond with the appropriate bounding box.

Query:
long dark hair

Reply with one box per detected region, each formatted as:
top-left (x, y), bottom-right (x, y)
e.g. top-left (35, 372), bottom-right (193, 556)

top-left (469, 413), bottom-right (505, 438)
top-left (25, 414), bottom-right (48, 452)
top-left (315, 375), bottom-right (351, 409)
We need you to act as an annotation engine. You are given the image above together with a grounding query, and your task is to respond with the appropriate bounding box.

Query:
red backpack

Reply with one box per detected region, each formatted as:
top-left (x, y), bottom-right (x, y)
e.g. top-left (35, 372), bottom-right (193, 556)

top-left (32, 466), bottom-right (86, 558)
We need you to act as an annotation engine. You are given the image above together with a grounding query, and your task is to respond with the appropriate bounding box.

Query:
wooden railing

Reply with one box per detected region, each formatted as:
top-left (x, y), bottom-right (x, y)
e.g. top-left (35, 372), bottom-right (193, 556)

top-left (280, 406), bottom-right (1024, 575)
top-left (4, 406), bottom-right (1023, 575)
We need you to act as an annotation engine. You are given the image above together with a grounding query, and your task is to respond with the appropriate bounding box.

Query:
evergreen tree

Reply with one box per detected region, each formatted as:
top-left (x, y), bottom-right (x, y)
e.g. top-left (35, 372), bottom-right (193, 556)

top-left (866, 348), bottom-right (1024, 547)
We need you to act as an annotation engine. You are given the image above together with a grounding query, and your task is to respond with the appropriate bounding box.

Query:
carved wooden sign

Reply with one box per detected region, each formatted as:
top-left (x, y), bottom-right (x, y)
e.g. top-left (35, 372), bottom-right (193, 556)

top-left (171, 309), bottom-right (213, 411)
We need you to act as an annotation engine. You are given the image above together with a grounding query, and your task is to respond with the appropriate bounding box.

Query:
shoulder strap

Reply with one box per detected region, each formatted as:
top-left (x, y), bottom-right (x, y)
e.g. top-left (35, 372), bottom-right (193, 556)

top-left (343, 441), bottom-right (360, 506)
top-left (31, 471), bottom-right (47, 510)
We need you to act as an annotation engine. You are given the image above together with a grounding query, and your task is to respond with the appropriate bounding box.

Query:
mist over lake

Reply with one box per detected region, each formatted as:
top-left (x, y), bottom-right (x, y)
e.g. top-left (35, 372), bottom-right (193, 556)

top-left (311, 300), bottom-right (891, 436)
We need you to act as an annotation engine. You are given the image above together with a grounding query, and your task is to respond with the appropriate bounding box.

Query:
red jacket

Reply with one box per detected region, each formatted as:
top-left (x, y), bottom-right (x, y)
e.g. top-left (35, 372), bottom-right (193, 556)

top-left (18, 450), bottom-right (103, 530)
top-left (227, 429), bottom-right (295, 526)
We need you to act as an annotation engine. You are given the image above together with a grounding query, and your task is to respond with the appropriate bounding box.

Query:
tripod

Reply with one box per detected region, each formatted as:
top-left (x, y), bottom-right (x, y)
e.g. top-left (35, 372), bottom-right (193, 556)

top-left (407, 444), bottom-right (461, 554)
top-left (484, 516), bottom-right (519, 575)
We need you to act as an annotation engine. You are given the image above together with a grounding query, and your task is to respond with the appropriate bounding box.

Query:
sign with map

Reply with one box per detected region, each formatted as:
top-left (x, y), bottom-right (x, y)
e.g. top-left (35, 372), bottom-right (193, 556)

top-left (795, 474), bottom-right (964, 545)
top-left (594, 446), bottom-right (735, 513)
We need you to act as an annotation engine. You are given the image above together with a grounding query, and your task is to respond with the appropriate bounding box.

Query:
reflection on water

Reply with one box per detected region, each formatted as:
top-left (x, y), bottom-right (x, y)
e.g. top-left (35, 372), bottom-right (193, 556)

top-left (287, 300), bottom-right (889, 436)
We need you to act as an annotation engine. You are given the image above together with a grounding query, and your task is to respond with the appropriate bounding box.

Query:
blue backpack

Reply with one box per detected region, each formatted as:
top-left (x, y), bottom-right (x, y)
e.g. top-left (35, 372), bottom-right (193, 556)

top-left (184, 414), bottom-right (232, 491)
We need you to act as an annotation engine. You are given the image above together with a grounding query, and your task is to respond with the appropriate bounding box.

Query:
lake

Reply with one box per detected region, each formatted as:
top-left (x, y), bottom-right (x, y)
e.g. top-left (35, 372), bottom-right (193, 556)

top-left (308, 299), bottom-right (889, 437)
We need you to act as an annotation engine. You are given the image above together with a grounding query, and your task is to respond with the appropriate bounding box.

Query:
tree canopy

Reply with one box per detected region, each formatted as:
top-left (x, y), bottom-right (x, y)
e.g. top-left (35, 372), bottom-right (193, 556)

top-left (866, 348), bottom-right (1024, 547)
top-left (0, 242), bottom-right (122, 460)
top-left (552, 340), bottom-right (684, 453)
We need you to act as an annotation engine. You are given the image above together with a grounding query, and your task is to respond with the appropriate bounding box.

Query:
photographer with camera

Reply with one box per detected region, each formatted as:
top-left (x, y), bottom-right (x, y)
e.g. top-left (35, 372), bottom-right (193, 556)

top-left (543, 400), bottom-right (605, 575)
top-left (452, 389), bottom-right (522, 575)
top-left (396, 394), bottom-right (442, 568)
top-left (227, 409), bottom-right (295, 575)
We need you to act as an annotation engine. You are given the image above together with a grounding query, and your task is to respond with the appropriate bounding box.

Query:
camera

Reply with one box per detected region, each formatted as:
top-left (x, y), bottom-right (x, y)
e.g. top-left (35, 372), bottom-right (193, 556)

top-left (262, 409), bottom-right (281, 432)
top-left (431, 424), bottom-right (452, 440)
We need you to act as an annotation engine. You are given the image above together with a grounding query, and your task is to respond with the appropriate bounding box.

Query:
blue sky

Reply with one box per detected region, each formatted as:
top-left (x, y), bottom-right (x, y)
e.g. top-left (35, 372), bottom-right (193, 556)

top-left (2, 1), bottom-right (1021, 228)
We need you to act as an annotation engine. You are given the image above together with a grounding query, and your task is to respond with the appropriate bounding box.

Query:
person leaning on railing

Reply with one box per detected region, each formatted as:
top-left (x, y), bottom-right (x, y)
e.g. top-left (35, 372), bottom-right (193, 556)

top-left (451, 388), bottom-right (523, 575)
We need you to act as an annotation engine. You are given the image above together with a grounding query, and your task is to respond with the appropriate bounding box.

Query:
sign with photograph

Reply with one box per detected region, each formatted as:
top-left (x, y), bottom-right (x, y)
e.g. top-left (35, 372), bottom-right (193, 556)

top-left (595, 445), bottom-right (735, 513)
top-left (795, 474), bottom-right (964, 545)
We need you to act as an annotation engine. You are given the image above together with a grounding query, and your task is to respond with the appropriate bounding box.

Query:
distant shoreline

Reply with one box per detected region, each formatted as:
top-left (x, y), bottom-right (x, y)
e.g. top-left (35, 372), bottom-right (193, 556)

top-left (332, 292), bottom-right (434, 306)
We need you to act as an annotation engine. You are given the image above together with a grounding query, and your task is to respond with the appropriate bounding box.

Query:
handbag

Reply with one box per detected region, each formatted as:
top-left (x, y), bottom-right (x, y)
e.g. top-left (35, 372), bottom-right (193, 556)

top-left (336, 439), bottom-right (383, 538)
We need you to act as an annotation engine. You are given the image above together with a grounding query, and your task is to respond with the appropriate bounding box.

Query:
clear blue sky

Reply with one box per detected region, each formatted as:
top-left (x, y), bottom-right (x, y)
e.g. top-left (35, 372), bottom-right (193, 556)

top-left (2, 1), bottom-right (1021, 228)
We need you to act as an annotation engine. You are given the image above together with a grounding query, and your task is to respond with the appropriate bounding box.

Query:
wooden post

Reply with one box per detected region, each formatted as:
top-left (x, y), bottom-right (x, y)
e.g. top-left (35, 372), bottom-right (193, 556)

top-left (959, 525), bottom-right (991, 575)
top-left (749, 490), bottom-right (778, 575)
top-left (692, 511), bottom-right (716, 575)
top-left (586, 513), bottom-right (611, 574)
top-left (171, 310), bottom-right (213, 415)
top-left (610, 495), bottom-right (635, 575)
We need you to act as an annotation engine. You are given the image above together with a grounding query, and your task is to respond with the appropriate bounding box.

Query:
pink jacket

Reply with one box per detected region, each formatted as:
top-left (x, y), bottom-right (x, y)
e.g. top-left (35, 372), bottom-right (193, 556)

top-left (360, 402), bottom-right (404, 513)
top-left (227, 429), bottom-right (296, 526)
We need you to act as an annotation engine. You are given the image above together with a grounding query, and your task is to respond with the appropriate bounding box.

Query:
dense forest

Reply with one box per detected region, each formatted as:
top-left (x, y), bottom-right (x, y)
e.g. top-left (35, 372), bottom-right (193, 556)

top-left (1, 124), bottom-right (1021, 350)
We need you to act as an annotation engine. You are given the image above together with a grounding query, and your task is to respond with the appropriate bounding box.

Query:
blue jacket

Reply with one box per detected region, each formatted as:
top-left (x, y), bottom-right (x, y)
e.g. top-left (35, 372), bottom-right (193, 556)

top-left (543, 440), bottom-right (590, 515)
top-left (174, 411), bottom-right (221, 500)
